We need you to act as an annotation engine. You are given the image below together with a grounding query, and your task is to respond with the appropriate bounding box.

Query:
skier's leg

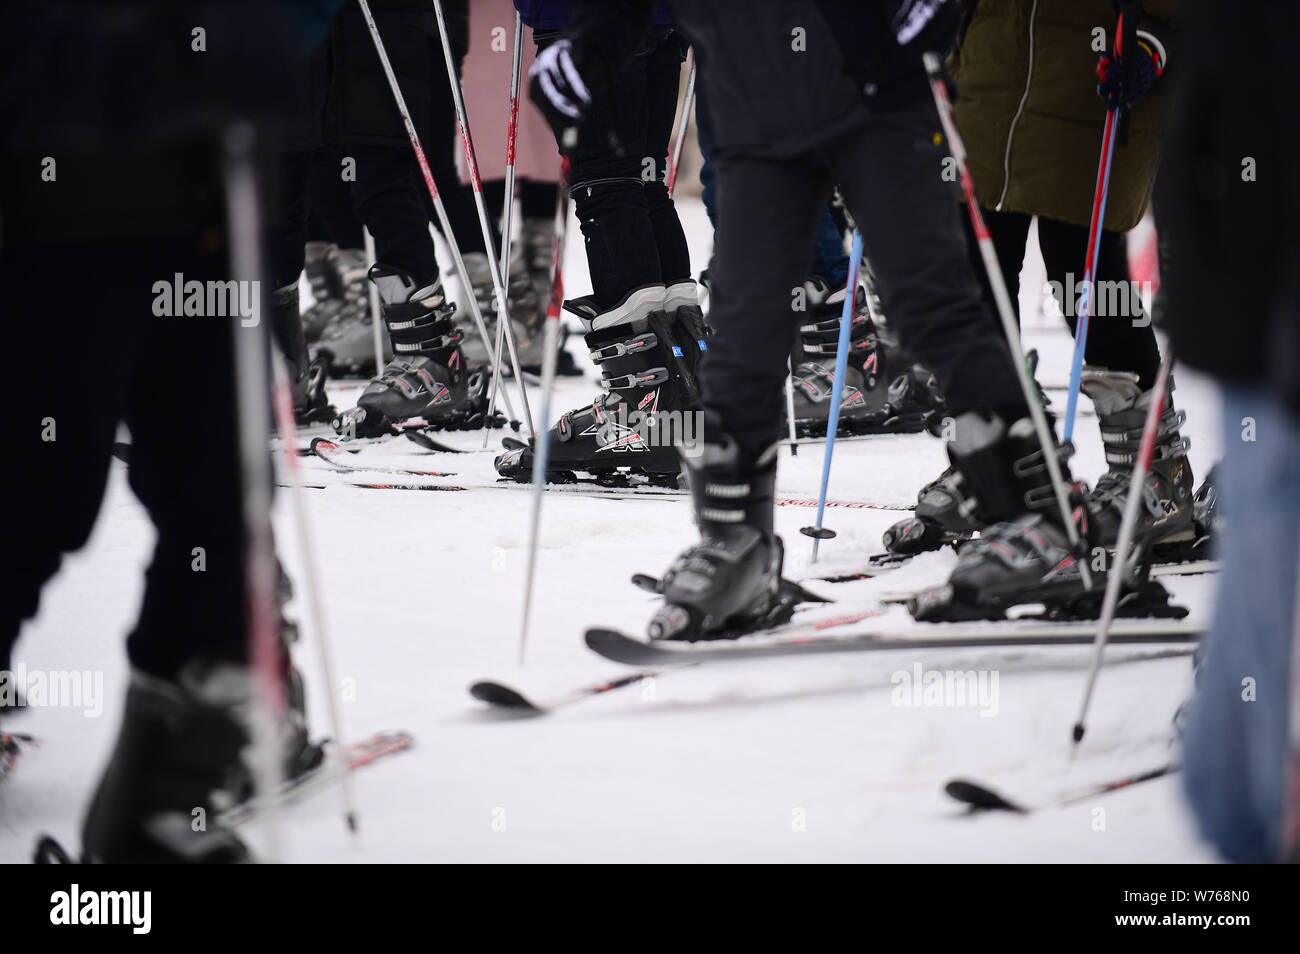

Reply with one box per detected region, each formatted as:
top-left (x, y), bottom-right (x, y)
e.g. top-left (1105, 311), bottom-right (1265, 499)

top-left (122, 244), bottom-right (248, 680)
top-left (962, 207), bottom-right (1032, 330)
top-left (533, 31), bottom-right (661, 308)
top-left (1182, 385), bottom-right (1300, 861)
top-left (1037, 216), bottom-right (1193, 547)
top-left (495, 30), bottom-right (699, 481)
top-left (829, 103), bottom-right (1027, 423)
top-left (649, 154), bottom-right (829, 639)
top-left (832, 106), bottom-right (1093, 617)
top-left (642, 29), bottom-right (692, 288)
top-left (334, 145), bottom-right (483, 436)
top-left (1036, 218), bottom-right (1161, 388)
top-left (705, 156), bottom-right (830, 454)
top-left (0, 247), bottom-right (130, 685)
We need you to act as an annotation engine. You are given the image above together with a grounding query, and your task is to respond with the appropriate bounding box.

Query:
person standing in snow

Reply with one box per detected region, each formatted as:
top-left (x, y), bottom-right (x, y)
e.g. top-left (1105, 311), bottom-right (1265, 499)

top-left (884, 0), bottom-right (1200, 561)
top-left (494, 0), bottom-right (709, 485)
top-left (530, 0), bottom-right (1116, 633)
top-left (1160, 0), bottom-right (1300, 864)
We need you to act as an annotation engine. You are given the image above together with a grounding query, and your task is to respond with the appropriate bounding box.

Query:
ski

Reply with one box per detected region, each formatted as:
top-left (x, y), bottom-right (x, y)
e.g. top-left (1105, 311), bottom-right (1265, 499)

top-left (309, 438), bottom-right (456, 477)
top-left (31, 731), bottom-right (415, 862)
top-left (812, 555), bottom-right (1220, 583)
top-left (585, 617), bottom-right (1201, 667)
top-left (470, 666), bottom-right (692, 714)
top-left (945, 764), bottom-right (1178, 814)
top-left (216, 730), bottom-right (414, 828)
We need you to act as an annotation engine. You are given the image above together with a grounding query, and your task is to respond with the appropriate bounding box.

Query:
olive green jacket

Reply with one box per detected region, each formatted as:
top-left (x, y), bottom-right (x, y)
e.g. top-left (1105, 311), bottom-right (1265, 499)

top-left (950, 0), bottom-right (1175, 231)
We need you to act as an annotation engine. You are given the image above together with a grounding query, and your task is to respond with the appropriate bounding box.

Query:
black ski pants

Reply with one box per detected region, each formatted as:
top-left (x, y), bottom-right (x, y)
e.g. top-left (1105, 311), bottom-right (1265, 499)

top-left (535, 27), bottom-right (691, 310)
top-left (2, 241), bottom-right (253, 682)
top-left (967, 209), bottom-right (1162, 390)
top-left (705, 98), bottom-right (1028, 454)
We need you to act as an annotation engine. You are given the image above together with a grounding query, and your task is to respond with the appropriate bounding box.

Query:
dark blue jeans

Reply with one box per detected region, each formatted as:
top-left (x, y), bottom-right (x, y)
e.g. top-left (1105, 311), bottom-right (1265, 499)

top-left (536, 28), bottom-right (691, 309)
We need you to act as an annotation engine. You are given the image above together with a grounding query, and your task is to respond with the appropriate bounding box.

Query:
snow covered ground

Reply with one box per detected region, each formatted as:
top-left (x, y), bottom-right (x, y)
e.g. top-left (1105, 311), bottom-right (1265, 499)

top-left (2, 197), bottom-right (1222, 862)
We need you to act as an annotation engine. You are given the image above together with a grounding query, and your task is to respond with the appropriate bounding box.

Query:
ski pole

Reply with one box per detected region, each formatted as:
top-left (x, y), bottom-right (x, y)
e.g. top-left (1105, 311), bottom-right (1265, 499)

top-left (227, 123), bottom-right (361, 843)
top-left (1063, 10), bottom-right (1128, 444)
top-left (355, 0), bottom-right (519, 429)
top-left (484, 10), bottom-right (526, 446)
top-left (924, 52), bottom-right (1093, 592)
top-left (799, 230), bottom-right (863, 563)
top-left (784, 364), bottom-right (799, 456)
top-left (518, 157), bottom-right (572, 665)
top-left (432, 0), bottom-right (534, 438)
top-left (222, 122), bottom-right (288, 860)
top-left (1072, 350), bottom-right (1174, 748)
top-left (666, 51), bottom-right (696, 196)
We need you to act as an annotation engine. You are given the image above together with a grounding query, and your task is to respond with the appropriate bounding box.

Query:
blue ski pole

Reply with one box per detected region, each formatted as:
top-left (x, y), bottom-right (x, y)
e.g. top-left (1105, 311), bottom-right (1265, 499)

top-left (800, 229), bottom-right (864, 562)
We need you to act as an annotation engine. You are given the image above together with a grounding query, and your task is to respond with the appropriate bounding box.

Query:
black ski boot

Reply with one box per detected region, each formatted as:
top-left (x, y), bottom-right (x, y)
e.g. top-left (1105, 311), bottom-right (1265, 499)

top-left (788, 276), bottom-right (942, 437)
top-left (910, 412), bottom-right (1093, 621)
top-left (882, 465), bottom-right (982, 555)
top-left (79, 661), bottom-right (257, 863)
top-left (311, 247), bottom-right (385, 374)
top-left (301, 241), bottom-right (339, 343)
top-left (649, 437), bottom-right (815, 640)
top-left (333, 265), bottom-right (491, 439)
top-left (460, 250), bottom-right (552, 371)
top-left (1080, 367), bottom-right (1196, 555)
top-left (494, 283), bottom-right (703, 483)
top-left (883, 351), bottom-right (1057, 558)
top-left (272, 282), bottom-right (336, 426)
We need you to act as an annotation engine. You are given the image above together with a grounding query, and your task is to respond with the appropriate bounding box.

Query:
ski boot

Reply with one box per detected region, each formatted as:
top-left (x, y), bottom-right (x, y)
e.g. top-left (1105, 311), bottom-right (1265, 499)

top-left (494, 283), bottom-right (704, 484)
top-left (1080, 367), bottom-right (1196, 558)
top-left (1192, 463), bottom-right (1220, 551)
top-left (788, 276), bottom-right (942, 437)
top-left (882, 465), bottom-right (981, 555)
top-left (648, 436), bottom-right (821, 640)
top-left (301, 241), bottom-right (339, 343)
top-left (459, 250), bottom-right (548, 370)
top-left (79, 661), bottom-right (258, 863)
top-left (271, 281), bottom-right (337, 426)
top-left (312, 248), bottom-right (388, 376)
top-left (521, 216), bottom-right (556, 316)
top-left (882, 352), bottom-right (1057, 558)
top-left (910, 412), bottom-right (1093, 621)
top-left (333, 265), bottom-right (491, 439)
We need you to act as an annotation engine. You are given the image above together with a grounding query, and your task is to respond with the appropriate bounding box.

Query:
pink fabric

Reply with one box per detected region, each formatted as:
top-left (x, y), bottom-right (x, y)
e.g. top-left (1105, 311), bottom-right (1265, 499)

top-left (454, 0), bottom-right (560, 186)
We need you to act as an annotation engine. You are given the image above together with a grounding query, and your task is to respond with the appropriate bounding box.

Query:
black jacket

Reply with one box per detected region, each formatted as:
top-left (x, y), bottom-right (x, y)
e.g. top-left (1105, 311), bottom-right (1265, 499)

top-left (1158, 0), bottom-right (1300, 415)
top-left (320, 0), bottom-right (467, 149)
top-left (568, 0), bottom-right (958, 159)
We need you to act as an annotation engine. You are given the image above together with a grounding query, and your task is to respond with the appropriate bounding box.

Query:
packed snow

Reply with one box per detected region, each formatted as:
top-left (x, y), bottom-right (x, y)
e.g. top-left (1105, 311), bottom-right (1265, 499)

top-left (2, 197), bottom-right (1221, 862)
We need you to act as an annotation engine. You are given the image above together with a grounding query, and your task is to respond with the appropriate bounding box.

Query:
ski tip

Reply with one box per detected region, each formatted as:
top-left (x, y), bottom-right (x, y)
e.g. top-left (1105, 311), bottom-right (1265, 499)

top-left (470, 681), bottom-right (540, 711)
top-left (799, 525), bottom-right (837, 540)
top-left (310, 437), bottom-right (338, 454)
top-left (944, 778), bottom-right (1027, 813)
top-left (630, 573), bottom-right (663, 595)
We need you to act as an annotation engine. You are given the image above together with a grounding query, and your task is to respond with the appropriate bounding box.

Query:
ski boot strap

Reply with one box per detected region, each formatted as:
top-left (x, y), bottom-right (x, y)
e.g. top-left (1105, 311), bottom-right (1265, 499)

top-left (600, 367), bottom-right (670, 392)
top-left (387, 299), bottom-right (461, 356)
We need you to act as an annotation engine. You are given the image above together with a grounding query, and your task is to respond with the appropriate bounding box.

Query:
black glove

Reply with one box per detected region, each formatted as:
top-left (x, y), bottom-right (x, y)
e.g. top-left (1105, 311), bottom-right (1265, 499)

top-left (1096, 32), bottom-right (1165, 110)
top-left (529, 39), bottom-right (593, 154)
